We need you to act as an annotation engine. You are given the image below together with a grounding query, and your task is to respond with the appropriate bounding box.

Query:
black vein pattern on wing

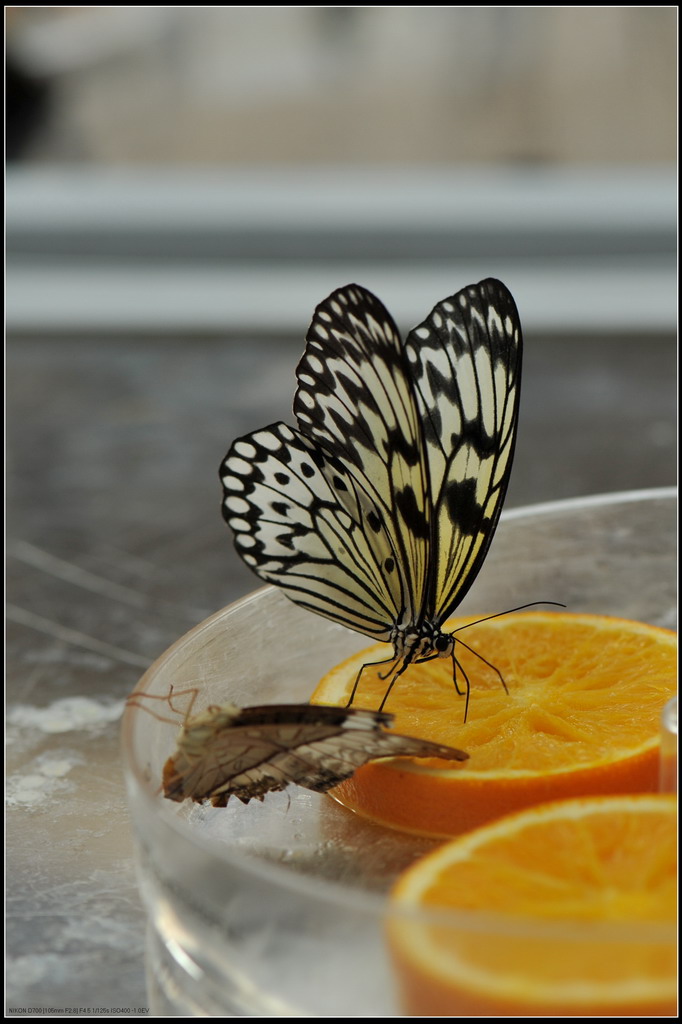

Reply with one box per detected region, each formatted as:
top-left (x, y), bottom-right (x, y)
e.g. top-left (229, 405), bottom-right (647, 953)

top-left (403, 279), bottom-right (522, 625)
top-left (220, 422), bottom-right (401, 639)
top-left (293, 285), bottom-right (431, 628)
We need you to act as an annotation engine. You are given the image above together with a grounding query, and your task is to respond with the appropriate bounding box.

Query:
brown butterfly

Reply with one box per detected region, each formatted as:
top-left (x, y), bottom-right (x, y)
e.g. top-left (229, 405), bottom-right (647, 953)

top-left (129, 692), bottom-right (468, 807)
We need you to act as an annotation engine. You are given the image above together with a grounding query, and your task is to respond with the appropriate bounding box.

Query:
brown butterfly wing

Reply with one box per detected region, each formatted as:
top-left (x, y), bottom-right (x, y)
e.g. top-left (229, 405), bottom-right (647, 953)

top-left (162, 703), bottom-right (468, 806)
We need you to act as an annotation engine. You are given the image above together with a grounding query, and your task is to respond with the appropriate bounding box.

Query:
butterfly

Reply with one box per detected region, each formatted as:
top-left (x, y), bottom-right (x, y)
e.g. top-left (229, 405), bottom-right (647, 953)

top-left (220, 279), bottom-right (522, 714)
top-left (141, 697), bottom-right (468, 806)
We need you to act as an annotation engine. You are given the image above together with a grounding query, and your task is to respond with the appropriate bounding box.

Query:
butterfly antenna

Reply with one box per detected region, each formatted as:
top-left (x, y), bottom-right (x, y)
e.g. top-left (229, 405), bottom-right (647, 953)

top-left (451, 601), bottom-right (565, 635)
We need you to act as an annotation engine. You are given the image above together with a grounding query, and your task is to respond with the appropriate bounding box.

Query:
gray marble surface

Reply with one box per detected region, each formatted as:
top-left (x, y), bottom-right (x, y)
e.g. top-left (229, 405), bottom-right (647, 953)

top-left (6, 328), bottom-right (676, 1014)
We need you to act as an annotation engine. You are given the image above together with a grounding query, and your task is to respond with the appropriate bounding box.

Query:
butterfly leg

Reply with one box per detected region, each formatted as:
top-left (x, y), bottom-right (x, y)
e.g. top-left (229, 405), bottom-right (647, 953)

top-left (167, 685), bottom-right (200, 720)
top-left (345, 656), bottom-right (398, 709)
top-left (453, 637), bottom-right (509, 696)
top-left (450, 649), bottom-right (473, 722)
top-left (449, 636), bottom-right (510, 722)
top-left (125, 685), bottom-right (199, 726)
top-left (377, 659), bottom-right (414, 713)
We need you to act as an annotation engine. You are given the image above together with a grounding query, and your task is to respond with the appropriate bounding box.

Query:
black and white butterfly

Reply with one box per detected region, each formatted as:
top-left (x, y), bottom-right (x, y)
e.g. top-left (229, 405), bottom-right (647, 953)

top-left (220, 279), bottom-right (522, 713)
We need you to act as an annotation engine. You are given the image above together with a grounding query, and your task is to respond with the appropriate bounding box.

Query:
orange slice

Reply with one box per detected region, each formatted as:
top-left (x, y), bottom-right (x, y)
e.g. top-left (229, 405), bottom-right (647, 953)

top-left (310, 613), bottom-right (677, 836)
top-left (388, 794), bottom-right (678, 1017)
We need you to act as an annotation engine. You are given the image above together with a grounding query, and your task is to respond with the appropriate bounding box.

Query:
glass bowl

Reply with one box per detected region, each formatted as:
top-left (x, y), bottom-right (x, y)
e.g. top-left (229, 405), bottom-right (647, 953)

top-left (121, 488), bottom-right (676, 1016)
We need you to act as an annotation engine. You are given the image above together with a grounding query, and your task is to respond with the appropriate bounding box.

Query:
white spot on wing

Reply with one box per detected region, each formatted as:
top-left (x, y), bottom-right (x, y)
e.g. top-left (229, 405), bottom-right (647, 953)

top-left (222, 475), bottom-right (245, 492)
top-left (225, 496), bottom-right (250, 514)
top-left (233, 440), bottom-right (257, 458)
top-left (226, 456), bottom-right (254, 476)
top-left (254, 431), bottom-right (283, 452)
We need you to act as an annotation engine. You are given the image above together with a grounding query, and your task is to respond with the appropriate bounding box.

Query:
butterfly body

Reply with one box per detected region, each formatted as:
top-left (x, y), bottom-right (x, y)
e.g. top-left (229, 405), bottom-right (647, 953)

top-left (391, 619), bottom-right (453, 664)
top-left (221, 279), bottom-right (522, 709)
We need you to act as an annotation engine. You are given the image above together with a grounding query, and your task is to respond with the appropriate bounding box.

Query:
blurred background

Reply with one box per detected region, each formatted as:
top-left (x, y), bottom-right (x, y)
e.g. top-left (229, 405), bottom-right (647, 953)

top-left (5, 7), bottom-right (678, 164)
top-left (6, 6), bottom-right (677, 1013)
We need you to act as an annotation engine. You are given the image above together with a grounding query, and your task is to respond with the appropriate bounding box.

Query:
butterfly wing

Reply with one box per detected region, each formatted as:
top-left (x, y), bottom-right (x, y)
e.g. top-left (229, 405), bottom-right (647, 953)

top-left (162, 703), bottom-right (468, 805)
top-left (220, 422), bottom-right (400, 640)
top-left (293, 284), bottom-right (431, 627)
top-left (293, 280), bottom-right (522, 632)
top-left (403, 278), bottom-right (523, 622)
